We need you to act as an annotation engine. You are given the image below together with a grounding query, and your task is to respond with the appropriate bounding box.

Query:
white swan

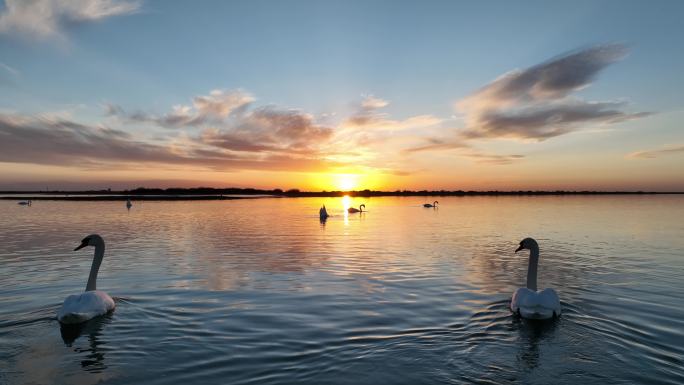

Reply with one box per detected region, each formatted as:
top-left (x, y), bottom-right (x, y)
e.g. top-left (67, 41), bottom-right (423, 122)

top-left (57, 234), bottom-right (115, 324)
top-left (510, 238), bottom-right (561, 320)
top-left (423, 201), bottom-right (438, 208)
top-left (126, 198), bottom-right (132, 210)
top-left (348, 204), bottom-right (365, 213)
top-left (319, 205), bottom-right (329, 220)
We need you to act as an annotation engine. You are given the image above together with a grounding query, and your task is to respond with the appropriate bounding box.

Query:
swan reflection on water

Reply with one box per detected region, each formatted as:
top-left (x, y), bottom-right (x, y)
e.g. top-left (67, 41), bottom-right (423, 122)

top-left (512, 315), bottom-right (560, 371)
top-left (60, 314), bottom-right (112, 372)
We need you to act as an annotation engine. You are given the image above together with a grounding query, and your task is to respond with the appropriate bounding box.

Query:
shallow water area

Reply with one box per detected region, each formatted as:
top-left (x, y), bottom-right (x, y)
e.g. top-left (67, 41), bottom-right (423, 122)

top-left (1, 196), bottom-right (683, 384)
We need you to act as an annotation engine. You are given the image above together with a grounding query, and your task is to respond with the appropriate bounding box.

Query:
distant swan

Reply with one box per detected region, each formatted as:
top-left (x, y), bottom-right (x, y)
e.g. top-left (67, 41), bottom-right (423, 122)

top-left (57, 235), bottom-right (116, 324)
top-left (319, 205), bottom-right (329, 220)
top-left (510, 238), bottom-right (561, 320)
top-left (423, 201), bottom-right (438, 208)
top-left (348, 204), bottom-right (365, 213)
top-left (18, 200), bottom-right (31, 206)
top-left (126, 198), bottom-right (132, 210)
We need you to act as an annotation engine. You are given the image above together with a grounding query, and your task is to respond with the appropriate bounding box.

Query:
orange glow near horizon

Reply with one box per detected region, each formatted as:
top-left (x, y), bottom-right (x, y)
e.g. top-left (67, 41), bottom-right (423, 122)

top-left (2, 160), bottom-right (684, 192)
top-left (307, 171), bottom-right (388, 192)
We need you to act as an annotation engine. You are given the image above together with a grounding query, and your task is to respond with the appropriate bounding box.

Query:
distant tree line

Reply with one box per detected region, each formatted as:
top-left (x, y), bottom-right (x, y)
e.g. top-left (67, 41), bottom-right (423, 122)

top-left (1, 187), bottom-right (677, 201)
top-left (3, 187), bottom-right (658, 196)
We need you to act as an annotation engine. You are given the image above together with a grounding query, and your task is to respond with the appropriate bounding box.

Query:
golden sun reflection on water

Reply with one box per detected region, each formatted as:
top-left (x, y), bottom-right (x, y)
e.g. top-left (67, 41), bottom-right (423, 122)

top-left (342, 195), bottom-right (351, 225)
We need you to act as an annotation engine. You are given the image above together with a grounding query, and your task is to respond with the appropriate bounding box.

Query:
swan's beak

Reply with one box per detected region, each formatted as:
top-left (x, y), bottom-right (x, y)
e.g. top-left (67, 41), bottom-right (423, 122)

top-left (515, 245), bottom-right (524, 253)
top-left (74, 241), bottom-right (88, 251)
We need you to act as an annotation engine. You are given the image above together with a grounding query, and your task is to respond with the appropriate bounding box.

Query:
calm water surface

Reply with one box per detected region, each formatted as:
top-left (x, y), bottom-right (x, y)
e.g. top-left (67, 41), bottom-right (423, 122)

top-left (1, 196), bottom-right (683, 384)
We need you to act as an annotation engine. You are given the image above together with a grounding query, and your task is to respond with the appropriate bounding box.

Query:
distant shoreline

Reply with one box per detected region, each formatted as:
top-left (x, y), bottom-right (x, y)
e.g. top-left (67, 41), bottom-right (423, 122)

top-left (1, 188), bottom-right (682, 201)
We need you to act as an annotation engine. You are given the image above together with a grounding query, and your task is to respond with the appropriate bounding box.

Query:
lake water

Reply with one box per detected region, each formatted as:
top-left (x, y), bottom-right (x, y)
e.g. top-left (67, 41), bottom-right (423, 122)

top-left (1, 196), bottom-right (683, 384)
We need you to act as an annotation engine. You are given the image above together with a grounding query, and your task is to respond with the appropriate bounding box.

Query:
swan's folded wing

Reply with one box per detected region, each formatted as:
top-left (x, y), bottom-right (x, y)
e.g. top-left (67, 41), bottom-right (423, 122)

top-left (511, 287), bottom-right (534, 312)
top-left (538, 288), bottom-right (561, 316)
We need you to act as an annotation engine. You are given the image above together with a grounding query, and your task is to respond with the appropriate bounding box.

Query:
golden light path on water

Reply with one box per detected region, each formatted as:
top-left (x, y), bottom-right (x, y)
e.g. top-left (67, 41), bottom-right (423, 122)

top-left (342, 195), bottom-right (351, 225)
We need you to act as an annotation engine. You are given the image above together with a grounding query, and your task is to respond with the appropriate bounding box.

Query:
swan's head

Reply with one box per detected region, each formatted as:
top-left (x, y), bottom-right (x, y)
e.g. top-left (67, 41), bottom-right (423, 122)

top-left (360, 204), bottom-right (366, 209)
top-left (74, 234), bottom-right (104, 251)
top-left (515, 237), bottom-right (538, 253)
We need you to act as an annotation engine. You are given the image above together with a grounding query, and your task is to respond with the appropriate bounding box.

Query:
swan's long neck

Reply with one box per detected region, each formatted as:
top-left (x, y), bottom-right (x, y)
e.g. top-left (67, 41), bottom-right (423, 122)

top-left (526, 244), bottom-right (539, 291)
top-left (86, 242), bottom-right (105, 291)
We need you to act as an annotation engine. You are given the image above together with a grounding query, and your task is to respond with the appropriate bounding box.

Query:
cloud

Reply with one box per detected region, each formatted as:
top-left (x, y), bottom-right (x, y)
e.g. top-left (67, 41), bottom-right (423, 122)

top-left (461, 152), bottom-right (524, 165)
top-left (463, 99), bottom-right (650, 141)
top-left (0, 61), bottom-right (20, 84)
top-left (0, 0), bottom-right (141, 40)
top-left (0, 61), bottom-right (19, 76)
top-left (457, 44), bottom-right (649, 141)
top-left (107, 89), bottom-right (255, 128)
top-left (628, 144), bottom-right (684, 159)
top-left (109, 88), bottom-right (334, 157)
top-left (403, 137), bottom-right (523, 165)
top-left (403, 138), bottom-right (469, 153)
top-left (360, 95), bottom-right (389, 110)
top-left (343, 95), bottom-right (441, 132)
top-left (200, 106), bottom-right (333, 154)
top-left (0, 113), bottom-right (176, 166)
top-left (345, 94), bottom-right (391, 127)
top-left (192, 89), bottom-right (255, 119)
top-left (0, 112), bottom-right (337, 172)
top-left (108, 90), bottom-right (433, 176)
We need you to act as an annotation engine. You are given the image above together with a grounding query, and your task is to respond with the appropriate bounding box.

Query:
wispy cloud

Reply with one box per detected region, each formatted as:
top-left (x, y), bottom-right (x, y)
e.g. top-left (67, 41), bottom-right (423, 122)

top-left (342, 95), bottom-right (441, 135)
top-left (0, 61), bottom-right (19, 76)
top-left (628, 144), bottom-right (684, 159)
top-left (0, 61), bottom-right (20, 84)
top-left (0, 0), bottom-right (141, 41)
top-left (457, 44), bottom-right (649, 141)
top-left (344, 94), bottom-right (391, 127)
top-left (403, 137), bottom-right (524, 165)
top-left (402, 138), bottom-right (469, 154)
top-left (107, 89), bottom-right (254, 128)
top-left (360, 95), bottom-right (389, 110)
top-left (461, 152), bottom-right (524, 165)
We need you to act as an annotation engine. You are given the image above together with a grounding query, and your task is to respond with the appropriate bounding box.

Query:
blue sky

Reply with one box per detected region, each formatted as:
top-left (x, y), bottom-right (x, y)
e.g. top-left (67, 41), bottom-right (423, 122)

top-left (1, 0), bottom-right (683, 190)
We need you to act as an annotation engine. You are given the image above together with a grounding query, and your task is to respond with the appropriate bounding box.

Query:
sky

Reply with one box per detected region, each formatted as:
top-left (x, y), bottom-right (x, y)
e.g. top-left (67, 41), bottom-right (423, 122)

top-left (0, 0), bottom-right (683, 191)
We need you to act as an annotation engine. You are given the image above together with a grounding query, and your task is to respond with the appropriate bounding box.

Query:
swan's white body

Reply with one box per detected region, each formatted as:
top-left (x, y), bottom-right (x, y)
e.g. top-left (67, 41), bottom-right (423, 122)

top-left (510, 238), bottom-right (561, 320)
top-left (57, 290), bottom-right (115, 324)
top-left (511, 287), bottom-right (560, 320)
top-left (348, 204), bottom-right (365, 213)
top-left (423, 201), bottom-right (438, 208)
top-left (57, 234), bottom-right (115, 324)
top-left (319, 205), bottom-right (329, 220)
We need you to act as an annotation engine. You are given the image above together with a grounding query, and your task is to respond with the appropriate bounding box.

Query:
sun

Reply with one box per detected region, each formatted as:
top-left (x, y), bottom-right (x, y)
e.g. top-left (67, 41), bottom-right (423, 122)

top-left (310, 171), bottom-right (383, 191)
top-left (336, 174), bottom-right (358, 191)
